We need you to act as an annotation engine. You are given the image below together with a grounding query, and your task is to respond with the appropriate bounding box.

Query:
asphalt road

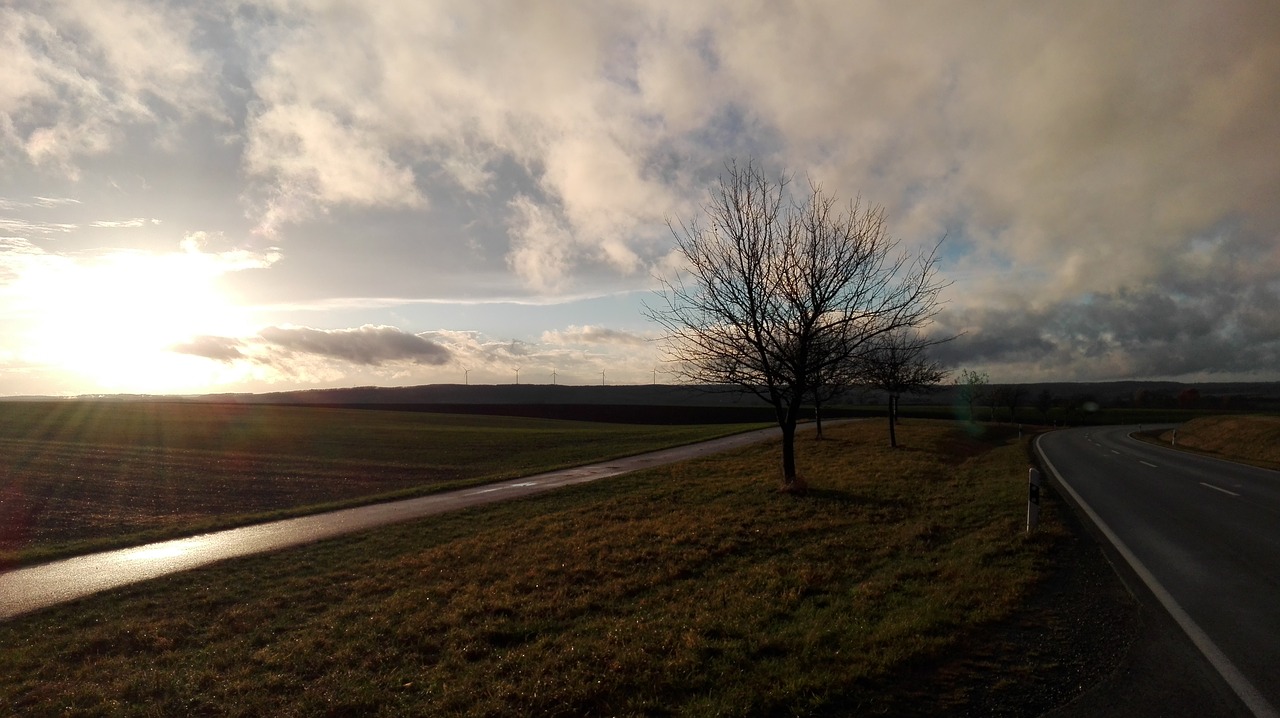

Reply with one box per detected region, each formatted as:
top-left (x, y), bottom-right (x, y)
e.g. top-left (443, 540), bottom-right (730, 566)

top-left (0, 422), bottom-right (827, 621)
top-left (1037, 426), bottom-right (1280, 718)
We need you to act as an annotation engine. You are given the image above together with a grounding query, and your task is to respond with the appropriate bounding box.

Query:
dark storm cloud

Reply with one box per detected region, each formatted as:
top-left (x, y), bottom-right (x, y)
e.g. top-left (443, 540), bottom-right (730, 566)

top-left (931, 281), bottom-right (1280, 380)
top-left (257, 325), bottom-right (452, 366)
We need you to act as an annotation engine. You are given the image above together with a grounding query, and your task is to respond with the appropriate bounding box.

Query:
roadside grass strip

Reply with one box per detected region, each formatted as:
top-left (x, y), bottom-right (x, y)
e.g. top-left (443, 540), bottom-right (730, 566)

top-left (0, 420), bottom-right (1057, 716)
top-left (1155, 414), bottom-right (1280, 470)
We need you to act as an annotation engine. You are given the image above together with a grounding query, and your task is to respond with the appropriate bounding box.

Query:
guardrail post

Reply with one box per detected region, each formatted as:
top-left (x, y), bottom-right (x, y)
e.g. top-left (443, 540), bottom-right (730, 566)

top-left (1027, 468), bottom-right (1042, 533)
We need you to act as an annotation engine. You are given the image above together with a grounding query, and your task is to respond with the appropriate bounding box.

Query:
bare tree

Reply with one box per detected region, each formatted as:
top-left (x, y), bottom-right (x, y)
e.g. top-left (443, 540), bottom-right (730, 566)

top-left (646, 160), bottom-right (946, 490)
top-left (807, 330), bottom-right (862, 440)
top-left (1035, 388), bottom-right (1054, 424)
top-left (956, 369), bottom-right (989, 422)
top-left (1004, 384), bottom-right (1028, 423)
top-left (859, 329), bottom-right (948, 447)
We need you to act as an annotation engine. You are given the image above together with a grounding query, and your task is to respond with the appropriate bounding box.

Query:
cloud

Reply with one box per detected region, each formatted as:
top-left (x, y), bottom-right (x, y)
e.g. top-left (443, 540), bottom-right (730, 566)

top-left (505, 195), bottom-right (578, 292)
top-left (243, 103), bottom-right (425, 236)
top-left (89, 218), bottom-right (159, 228)
top-left (172, 335), bottom-right (245, 362)
top-left (0, 196), bottom-right (82, 241)
top-left (0, 196), bottom-right (80, 211)
top-left (179, 231), bottom-right (281, 271)
top-left (4, 1), bottom-right (1279, 389)
top-left (541, 325), bottom-right (650, 346)
top-left (224, 1), bottom-right (1278, 310)
top-left (0, 236), bottom-right (47, 282)
top-left (257, 325), bottom-right (453, 367)
top-left (0, 0), bottom-right (221, 174)
top-left (404, 328), bottom-right (662, 385)
top-left (233, 0), bottom-right (692, 278)
top-left (931, 281), bottom-right (1280, 381)
top-left (0, 218), bottom-right (76, 236)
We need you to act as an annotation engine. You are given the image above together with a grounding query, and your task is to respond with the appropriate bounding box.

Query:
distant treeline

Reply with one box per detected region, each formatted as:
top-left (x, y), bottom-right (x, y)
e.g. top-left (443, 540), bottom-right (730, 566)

top-left (865, 381), bottom-right (1280, 414)
top-left (18, 380), bottom-right (1275, 425)
top-left (290, 402), bottom-right (863, 425)
top-left (216, 380), bottom-right (1280, 414)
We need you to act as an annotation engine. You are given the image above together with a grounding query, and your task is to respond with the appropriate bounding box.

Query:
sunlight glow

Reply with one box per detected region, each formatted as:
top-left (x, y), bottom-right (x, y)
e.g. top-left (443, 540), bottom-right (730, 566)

top-left (10, 247), bottom-right (260, 394)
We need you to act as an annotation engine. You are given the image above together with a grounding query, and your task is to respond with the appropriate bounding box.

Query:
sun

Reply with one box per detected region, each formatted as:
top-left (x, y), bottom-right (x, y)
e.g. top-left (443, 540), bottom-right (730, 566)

top-left (14, 248), bottom-right (258, 394)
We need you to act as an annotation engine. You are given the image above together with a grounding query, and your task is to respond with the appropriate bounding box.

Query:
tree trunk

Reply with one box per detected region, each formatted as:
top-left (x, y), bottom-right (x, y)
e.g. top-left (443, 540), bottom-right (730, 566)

top-left (813, 393), bottom-right (824, 439)
top-left (780, 418), bottom-right (798, 485)
top-left (888, 395), bottom-right (898, 448)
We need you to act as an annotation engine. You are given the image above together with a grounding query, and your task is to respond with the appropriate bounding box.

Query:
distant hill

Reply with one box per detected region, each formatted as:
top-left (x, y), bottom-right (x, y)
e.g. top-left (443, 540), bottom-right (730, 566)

top-left (7, 380), bottom-right (1277, 420)
top-left (198, 383), bottom-right (774, 407)
top-left (186, 384), bottom-right (781, 424)
top-left (202, 379), bottom-right (1280, 416)
top-left (884, 380), bottom-right (1280, 412)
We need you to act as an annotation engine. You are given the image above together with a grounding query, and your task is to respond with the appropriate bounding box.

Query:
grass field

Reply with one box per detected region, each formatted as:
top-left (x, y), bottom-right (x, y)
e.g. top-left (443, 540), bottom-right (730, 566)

top-left (0, 401), bottom-right (757, 566)
top-left (1154, 414), bottom-right (1280, 470)
top-left (0, 419), bottom-right (1074, 716)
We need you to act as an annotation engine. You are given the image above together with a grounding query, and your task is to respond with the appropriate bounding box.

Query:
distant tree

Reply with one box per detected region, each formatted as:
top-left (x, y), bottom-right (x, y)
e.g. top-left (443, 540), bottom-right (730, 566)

top-left (1035, 388), bottom-right (1054, 424)
top-left (1178, 387), bottom-right (1201, 409)
top-left (859, 329), bottom-right (948, 447)
top-left (1134, 389), bottom-right (1175, 409)
top-left (1004, 384), bottom-right (1028, 423)
top-left (1220, 394), bottom-right (1251, 410)
top-left (988, 385), bottom-right (1005, 421)
top-left (956, 369), bottom-right (989, 421)
top-left (1059, 394), bottom-right (1079, 423)
top-left (647, 159), bottom-right (947, 490)
top-left (804, 325), bottom-right (867, 440)
top-left (1062, 393), bottom-right (1096, 424)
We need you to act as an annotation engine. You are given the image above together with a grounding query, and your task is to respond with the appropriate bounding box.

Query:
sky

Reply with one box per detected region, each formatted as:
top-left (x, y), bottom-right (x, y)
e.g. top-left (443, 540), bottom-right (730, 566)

top-left (2, 0), bottom-right (1278, 396)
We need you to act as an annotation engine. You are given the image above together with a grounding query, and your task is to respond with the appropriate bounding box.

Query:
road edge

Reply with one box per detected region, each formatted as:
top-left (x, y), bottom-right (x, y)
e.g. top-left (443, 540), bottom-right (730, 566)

top-left (1034, 431), bottom-right (1279, 718)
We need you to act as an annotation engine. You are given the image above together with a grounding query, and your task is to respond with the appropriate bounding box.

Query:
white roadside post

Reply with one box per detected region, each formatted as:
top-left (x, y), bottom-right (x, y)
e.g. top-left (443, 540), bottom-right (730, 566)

top-left (1027, 468), bottom-right (1042, 533)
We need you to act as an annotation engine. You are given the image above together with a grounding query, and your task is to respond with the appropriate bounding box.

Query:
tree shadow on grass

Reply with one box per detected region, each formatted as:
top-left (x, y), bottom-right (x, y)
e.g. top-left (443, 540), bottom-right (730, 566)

top-left (802, 487), bottom-right (913, 512)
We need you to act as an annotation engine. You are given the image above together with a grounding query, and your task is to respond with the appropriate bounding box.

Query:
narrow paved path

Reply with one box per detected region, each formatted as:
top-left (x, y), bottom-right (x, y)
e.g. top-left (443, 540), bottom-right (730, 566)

top-left (1038, 425), bottom-right (1280, 718)
top-left (1, 422), bottom-right (829, 620)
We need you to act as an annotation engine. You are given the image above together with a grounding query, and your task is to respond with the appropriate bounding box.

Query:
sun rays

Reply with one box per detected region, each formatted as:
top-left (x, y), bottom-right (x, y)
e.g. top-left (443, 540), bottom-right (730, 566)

top-left (10, 246), bottom-right (261, 394)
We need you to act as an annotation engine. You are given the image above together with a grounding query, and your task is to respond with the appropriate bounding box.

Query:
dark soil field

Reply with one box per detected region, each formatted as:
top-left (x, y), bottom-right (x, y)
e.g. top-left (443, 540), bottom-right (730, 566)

top-left (0, 401), bottom-right (754, 566)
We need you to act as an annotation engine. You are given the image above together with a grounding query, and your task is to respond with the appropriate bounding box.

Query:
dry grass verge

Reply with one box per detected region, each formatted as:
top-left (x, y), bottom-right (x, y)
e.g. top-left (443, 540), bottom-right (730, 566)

top-left (1155, 414), bottom-right (1280, 470)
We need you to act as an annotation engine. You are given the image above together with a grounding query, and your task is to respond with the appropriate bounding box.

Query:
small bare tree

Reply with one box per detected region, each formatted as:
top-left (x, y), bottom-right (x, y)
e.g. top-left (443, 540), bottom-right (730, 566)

top-left (647, 160), bottom-right (946, 490)
top-left (1035, 388), bottom-right (1054, 424)
top-left (859, 329), bottom-right (948, 447)
top-left (1003, 384), bottom-right (1028, 423)
top-left (807, 329), bottom-right (862, 439)
top-left (956, 369), bottom-right (989, 422)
